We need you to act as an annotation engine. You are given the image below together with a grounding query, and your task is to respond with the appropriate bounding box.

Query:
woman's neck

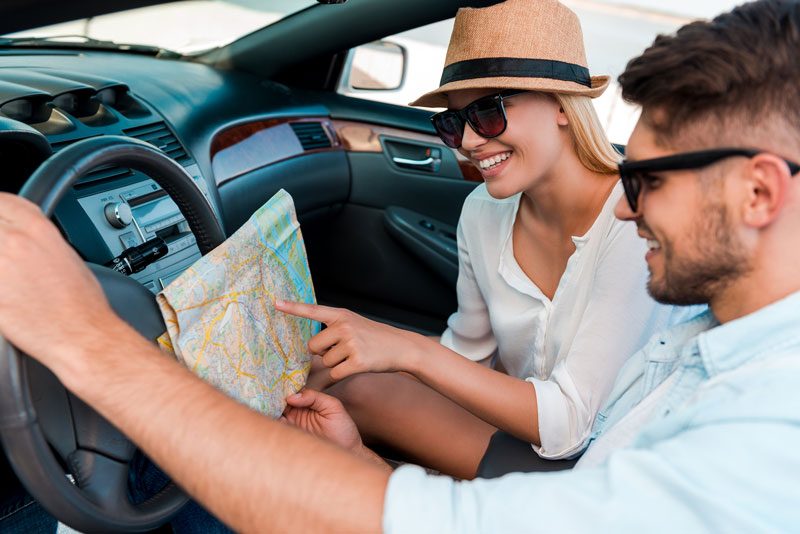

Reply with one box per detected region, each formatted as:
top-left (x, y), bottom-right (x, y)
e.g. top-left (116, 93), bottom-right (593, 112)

top-left (519, 150), bottom-right (616, 238)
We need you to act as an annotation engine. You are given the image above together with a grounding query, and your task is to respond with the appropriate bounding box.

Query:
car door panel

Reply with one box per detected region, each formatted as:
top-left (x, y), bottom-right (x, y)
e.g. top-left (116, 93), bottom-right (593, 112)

top-left (304, 117), bottom-right (477, 334)
top-left (383, 206), bottom-right (459, 286)
top-left (217, 151), bottom-right (351, 234)
top-left (302, 202), bottom-right (460, 334)
top-left (347, 151), bottom-right (474, 221)
top-left (209, 98), bottom-right (478, 334)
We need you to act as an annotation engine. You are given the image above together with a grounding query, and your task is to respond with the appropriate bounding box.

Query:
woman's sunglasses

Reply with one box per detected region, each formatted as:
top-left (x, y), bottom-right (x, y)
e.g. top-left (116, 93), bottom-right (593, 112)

top-left (618, 148), bottom-right (800, 213)
top-left (431, 90), bottom-right (527, 149)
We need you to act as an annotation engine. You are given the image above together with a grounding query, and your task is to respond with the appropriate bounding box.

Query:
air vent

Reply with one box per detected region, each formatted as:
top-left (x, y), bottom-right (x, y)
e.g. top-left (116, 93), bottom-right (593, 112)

top-left (50, 137), bottom-right (133, 188)
top-left (123, 122), bottom-right (193, 166)
top-left (290, 122), bottom-right (332, 151)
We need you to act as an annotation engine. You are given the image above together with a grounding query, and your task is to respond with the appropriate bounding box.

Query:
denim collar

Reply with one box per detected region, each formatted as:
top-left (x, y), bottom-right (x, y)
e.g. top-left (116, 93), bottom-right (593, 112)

top-left (698, 290), bottom-right (800, 376)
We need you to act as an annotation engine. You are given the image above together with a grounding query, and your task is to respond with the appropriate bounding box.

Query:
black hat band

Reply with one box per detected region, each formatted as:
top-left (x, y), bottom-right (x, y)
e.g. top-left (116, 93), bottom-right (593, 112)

top-left (440, 57), bottom-right (592, 88)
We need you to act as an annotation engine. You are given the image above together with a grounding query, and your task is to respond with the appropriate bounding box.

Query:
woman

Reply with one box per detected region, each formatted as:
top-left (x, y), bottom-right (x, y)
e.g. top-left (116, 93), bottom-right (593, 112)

top-left (278, 0), bottom-right (694, 479)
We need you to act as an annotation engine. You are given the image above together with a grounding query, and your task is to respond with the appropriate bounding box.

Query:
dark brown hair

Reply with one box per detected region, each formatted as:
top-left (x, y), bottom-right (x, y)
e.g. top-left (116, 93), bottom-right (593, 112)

top-left (618, 0), bottom-right (800, 142)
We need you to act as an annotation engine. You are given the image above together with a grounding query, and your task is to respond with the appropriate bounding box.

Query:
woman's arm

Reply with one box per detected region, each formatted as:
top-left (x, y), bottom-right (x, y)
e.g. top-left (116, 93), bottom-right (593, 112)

top-left (438, 215), bottom-right (498, 363)
top-left (407, 336), bottom-right (542, 444)
top-left (276, 300), bottom-right (543, 445)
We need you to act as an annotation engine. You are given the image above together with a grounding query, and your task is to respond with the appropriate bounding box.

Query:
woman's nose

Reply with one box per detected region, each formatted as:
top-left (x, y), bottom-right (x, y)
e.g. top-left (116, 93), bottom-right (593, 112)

top-left (461, 122), bottom-right (487, 151)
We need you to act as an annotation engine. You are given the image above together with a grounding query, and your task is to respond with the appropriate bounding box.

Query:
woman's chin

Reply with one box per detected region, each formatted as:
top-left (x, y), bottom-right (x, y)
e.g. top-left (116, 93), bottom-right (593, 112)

top-left (480, 159), bottom-right (525, 199)
top-left (484, 179), bottom-right (522, 200)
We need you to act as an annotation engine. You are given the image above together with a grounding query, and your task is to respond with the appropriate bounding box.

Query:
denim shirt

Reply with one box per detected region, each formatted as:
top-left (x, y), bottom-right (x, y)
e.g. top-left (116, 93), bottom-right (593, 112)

top-left (383, 292), bottom-right (800, 533)
top-left (580, 310), bottom-right (719, 461)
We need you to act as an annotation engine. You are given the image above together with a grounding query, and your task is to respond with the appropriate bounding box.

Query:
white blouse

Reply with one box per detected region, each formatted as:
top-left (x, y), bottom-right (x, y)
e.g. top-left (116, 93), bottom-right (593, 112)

top-left (440, 182), bottom-right (694, 459)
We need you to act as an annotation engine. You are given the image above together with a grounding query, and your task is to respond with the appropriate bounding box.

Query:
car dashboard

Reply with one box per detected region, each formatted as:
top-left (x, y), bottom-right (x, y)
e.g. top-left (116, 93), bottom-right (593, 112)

top-left (0, 50), bottom-right (353, 292)
top-left (0, 46), bottom-right (474, 336)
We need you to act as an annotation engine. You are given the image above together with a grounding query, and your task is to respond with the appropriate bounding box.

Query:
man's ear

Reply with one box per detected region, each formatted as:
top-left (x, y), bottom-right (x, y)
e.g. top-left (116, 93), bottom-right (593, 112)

top-left (741, 153), bottom-right (793, 228)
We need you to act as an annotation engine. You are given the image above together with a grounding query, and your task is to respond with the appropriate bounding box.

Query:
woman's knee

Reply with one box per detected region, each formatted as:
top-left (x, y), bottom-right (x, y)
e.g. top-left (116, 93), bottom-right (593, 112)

top-left (326, 373), bottom-right (385, 413)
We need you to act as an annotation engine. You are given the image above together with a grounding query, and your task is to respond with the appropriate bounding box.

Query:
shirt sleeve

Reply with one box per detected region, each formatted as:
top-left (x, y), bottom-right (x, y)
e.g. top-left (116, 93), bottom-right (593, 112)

top-left (440, 203), bottom-right (497, 362)
top-left (529, 220), bottom-right (675, 459)
top-left (383, 420), bottom-right (800, 533)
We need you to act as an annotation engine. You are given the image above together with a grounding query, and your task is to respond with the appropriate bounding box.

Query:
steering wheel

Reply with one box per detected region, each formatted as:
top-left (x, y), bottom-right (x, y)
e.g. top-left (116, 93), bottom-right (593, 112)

top-left (0, 136), bottom-right (226, 532)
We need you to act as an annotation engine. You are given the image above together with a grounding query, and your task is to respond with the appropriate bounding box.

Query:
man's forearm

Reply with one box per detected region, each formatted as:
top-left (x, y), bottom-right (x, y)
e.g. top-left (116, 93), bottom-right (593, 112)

top-left (55, 319), bottom-right (389, 533)
top-left (357, 444), bottom-right (394, 472)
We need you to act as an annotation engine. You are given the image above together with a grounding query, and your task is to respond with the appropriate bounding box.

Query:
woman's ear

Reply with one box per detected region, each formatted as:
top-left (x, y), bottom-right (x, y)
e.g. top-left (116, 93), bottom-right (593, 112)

top-left (557, 106), bottom-right (569, 126)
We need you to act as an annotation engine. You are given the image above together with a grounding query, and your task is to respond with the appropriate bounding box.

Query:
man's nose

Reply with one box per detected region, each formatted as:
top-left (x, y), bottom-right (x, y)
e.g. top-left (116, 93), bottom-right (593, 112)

top-left (461, 122), bottom-right (487, 151)
top-left (614, 194), bottom-right (638, 221)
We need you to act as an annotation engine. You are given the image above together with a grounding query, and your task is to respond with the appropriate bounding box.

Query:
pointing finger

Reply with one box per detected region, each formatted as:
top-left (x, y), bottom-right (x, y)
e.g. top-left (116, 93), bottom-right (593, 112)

top-left (275, 300), bottom-right (344, 324)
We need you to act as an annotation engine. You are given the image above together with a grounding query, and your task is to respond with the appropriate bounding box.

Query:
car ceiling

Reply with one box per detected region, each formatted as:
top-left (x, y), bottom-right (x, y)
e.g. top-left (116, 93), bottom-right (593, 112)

top-left (0, 0), bottom-right (504, 81)
top-left (0, 0), bottom-right (171, 35)
top-left (200, 0), bottom-right (503, 79)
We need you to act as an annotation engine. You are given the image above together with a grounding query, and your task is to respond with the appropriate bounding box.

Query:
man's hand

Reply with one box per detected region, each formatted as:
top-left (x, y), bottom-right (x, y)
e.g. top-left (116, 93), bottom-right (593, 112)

top-left (275, 300), bottom-right (427, 381)
top-left (282, 389), bottom-right (363, 453)
top-left (282, 389), bottom-right (391, 470)
top-left (0, 193), bottom-right (115, 379)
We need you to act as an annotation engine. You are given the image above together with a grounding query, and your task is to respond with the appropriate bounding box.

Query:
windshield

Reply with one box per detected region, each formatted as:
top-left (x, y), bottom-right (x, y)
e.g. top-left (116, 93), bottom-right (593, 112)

top-left (2, 0), bottom-right (318, 55)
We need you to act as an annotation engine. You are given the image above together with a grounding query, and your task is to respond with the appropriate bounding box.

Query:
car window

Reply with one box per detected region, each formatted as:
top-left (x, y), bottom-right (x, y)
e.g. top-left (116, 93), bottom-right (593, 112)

top-left (338, 0), bottom-right (742, 144)
top-left (338, 18), bottom-right (454, 113)
top-left (3, 0), bottom-right (318, 55)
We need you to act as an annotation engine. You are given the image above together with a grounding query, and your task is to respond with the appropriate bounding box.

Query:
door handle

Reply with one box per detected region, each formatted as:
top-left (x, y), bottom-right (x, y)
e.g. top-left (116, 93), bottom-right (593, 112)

top-left (384, 139), bottom-right (441, 172)
top-left (391, 156), bottom-right (435, 166)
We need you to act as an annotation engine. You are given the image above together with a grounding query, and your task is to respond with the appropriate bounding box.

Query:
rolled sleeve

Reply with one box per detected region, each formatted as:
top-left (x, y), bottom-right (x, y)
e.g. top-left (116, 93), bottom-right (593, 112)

top-left (439, 214), bottom-right (497, 362)
top-left (526, 375), bottom-right (575, 458)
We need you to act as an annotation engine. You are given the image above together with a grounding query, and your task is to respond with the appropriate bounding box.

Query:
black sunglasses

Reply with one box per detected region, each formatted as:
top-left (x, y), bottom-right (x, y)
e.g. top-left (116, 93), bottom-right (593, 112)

top-left (618, 148), bottom-right (800, 213)
top-left (431, 90), bottom-right (527, 149)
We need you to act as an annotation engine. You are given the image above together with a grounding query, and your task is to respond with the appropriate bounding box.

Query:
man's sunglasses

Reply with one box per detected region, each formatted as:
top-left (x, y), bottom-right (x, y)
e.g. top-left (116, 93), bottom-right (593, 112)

top-left (431, 90), bottom-right (527, 149)
top-left (618, 148), bottom-right (800, 213)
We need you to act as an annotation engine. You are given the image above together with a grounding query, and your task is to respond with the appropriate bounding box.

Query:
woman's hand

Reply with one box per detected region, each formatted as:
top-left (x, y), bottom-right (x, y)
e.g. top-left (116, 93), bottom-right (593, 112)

top-left (276, 300), bottom-right (426, 381)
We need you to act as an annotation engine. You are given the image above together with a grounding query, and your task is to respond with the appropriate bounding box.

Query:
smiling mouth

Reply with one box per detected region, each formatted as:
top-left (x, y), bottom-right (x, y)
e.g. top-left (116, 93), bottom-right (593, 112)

top-left (647, 238), bottom-right (661, 252)
top-left (478, 151), bottom-right (512, 170)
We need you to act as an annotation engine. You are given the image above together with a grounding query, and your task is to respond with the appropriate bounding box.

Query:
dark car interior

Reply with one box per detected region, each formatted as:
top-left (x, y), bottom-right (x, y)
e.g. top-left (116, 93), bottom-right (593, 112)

top-left (0, 0), bottom-right (503, 530)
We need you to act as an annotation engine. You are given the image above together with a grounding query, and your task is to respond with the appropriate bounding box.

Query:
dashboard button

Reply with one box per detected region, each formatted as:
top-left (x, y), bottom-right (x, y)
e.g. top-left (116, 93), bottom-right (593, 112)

top-left (119, 232), bottom-right (139, 249)
top-left (104, 202), bottom-right (133, 228)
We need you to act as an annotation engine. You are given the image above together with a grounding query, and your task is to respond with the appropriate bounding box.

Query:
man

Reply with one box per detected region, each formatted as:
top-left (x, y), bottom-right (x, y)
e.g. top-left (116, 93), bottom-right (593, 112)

top-left (1, 0), bottom-right (800, 531)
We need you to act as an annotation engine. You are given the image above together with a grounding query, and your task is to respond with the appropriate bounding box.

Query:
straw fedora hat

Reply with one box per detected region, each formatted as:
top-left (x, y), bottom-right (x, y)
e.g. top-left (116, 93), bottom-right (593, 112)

top-left (410, 0), bottom-right (609, 108)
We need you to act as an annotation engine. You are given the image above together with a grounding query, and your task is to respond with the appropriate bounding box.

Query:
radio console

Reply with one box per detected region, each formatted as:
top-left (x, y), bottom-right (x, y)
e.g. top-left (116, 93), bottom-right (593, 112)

top-left (77, 172), bottom-right (216, 293)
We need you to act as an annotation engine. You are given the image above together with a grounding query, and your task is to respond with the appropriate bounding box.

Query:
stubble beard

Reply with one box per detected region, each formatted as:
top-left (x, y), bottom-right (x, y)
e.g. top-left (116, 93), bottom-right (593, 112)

top-left (646, 202), bottom-right (752, 306)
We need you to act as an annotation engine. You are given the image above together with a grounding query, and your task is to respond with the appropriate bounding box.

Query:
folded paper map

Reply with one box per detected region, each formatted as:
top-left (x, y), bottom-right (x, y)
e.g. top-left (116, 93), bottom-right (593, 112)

top-left (156, 189), bottom-right (320, 417)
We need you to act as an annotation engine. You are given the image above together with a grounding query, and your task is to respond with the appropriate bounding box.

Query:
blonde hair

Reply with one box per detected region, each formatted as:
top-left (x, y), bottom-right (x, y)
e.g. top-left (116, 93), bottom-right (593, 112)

top-left (554, 93), bottom-right (619, 175)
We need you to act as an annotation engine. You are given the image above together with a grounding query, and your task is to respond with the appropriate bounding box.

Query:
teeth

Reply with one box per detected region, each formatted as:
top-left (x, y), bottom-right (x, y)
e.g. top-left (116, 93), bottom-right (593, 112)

top-left (646, 239), bottom-right (661, 251)
top-left (479, 152), bottom-right (511, 169)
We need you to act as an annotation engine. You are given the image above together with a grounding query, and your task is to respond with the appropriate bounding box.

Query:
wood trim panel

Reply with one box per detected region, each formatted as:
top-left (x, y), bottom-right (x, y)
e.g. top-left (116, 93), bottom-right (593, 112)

top-left (210, 116), bottom-right (484, 185)
top-left (210, 117), bottom-right (340, 184)
top-left (332, 119), bottom-right (483, 183)
top-left (210, 117), bottom-right (340, 158)
top-left (332, 120), bottom-right (441, 152)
